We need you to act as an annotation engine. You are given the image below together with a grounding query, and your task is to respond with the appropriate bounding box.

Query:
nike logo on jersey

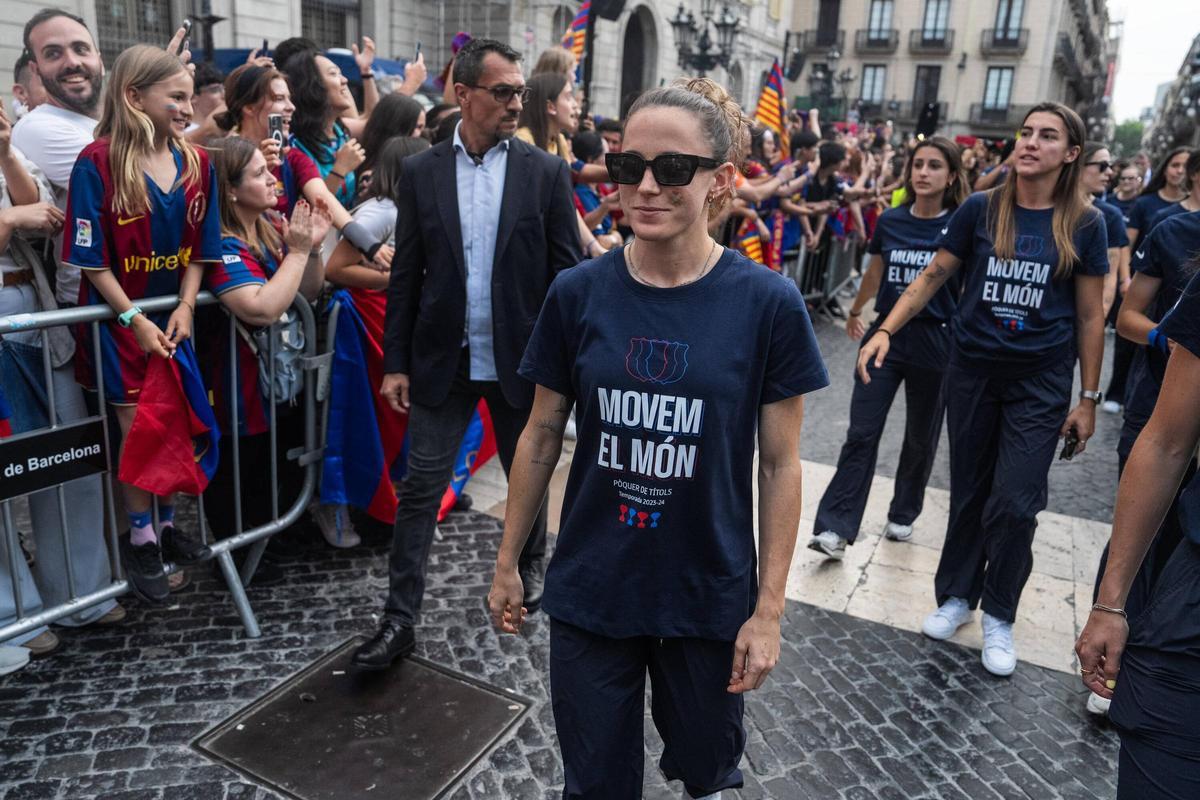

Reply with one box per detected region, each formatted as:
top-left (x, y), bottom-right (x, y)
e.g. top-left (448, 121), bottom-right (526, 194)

top-left (1135, 250), bottom-right (1145, 260)
top-left (117, 215), bottom-right (145, 226)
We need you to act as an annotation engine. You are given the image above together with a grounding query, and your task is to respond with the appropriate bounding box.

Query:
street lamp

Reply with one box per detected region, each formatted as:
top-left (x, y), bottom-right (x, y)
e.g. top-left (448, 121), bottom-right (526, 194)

top-left (670, 2), bottom-right (742, 77)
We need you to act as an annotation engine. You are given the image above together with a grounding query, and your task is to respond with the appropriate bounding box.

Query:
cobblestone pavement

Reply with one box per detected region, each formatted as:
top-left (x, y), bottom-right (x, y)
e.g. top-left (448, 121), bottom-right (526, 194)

top-left (0, 512), bottom-right (1119, 800)
top-left (804, 315), bottom-right (1123, 523)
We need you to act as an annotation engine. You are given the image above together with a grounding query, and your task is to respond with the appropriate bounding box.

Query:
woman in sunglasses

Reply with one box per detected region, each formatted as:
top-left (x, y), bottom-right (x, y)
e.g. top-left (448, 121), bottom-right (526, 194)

top-left (487, 78), bottom-right (828, 798)
top-left (809, 136), bottom-right (967, 561)
top-left (858, 103), bottom-right (1108, 677)
top-left (1080, 142), bottom-right (1131, 319)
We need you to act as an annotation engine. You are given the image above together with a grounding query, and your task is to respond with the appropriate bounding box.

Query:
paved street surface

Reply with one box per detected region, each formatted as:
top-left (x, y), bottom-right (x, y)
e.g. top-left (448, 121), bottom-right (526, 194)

top-left (0, 315), bottom-right (1126, 798)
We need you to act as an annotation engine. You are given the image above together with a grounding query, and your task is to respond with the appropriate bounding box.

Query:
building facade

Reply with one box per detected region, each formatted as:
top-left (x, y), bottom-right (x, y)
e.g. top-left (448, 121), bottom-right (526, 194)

top-left (4, 0), bottom-right (794, 122)
top-left (785, 0), bottom-right (1117, 140)
top-left (1142, 34), bottom-right (1200, 160)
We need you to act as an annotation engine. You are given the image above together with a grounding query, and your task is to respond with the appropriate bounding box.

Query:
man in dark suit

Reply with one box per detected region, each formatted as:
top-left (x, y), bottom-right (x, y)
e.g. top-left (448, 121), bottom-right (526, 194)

top-left (353, 38), bottom-right (583, 670)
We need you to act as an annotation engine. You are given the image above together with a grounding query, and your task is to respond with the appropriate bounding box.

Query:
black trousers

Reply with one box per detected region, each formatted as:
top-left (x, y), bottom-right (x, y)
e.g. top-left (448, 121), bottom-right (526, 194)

top-left (384, 350), bottom-right (547, 625)
top-left (935, 362), bottom-right (1072, 622)
top-left (550, 618), bottom-right (745, 799)
top-left (814, 357), bottom-right (945, 543)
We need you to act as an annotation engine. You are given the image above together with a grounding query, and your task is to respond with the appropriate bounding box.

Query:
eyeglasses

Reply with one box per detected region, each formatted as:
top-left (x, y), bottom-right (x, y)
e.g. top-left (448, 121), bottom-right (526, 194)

top-left (1118, 174), bottom-right (1141, 181)
top-left (605, 152), bottom-right (721, 186)
top-left (1085, 160), bottom-right (1113, 172)
top-left (468, 83), bottom-right (531, 104)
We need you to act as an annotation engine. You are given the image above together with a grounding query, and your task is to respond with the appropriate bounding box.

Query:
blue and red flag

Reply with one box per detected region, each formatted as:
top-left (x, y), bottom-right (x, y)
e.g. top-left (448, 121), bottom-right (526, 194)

top-left (560, 1), bottom-right (589, 81)
top-left (118, 341), bottom-right (220, 496)
top-left (0, 384), bottom-right (11, 438)
top-left (736, 218), bottom-right (766, 265)
top-left (754, 59), bottom-right (790, 155)
top-left (322, 291), bottom-right (497, 523)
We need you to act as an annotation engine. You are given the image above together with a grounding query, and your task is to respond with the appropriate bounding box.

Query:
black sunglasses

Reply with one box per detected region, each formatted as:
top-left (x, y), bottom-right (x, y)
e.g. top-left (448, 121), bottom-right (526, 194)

top-left (468, 83), bottom-right (531, 104)
top-left (606, 152), bottom-right (721, 186)
top-left (1085, 160), bottom-right (1113, 171)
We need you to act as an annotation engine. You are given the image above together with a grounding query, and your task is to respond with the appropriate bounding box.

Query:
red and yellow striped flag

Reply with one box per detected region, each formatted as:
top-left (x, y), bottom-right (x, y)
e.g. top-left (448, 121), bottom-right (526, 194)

top-left (754, 59), bottom-right (790, 154)
top-left (561, 1), bottom-right (590, 62)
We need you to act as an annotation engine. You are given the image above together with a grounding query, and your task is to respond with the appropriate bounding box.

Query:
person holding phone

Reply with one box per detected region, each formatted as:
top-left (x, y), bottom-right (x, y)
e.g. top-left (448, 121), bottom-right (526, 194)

top-left (487, 78), bottom-right (828, 798)
top-left (858, 103), bottom-right (1107, 677)
top-left (810, 137), bottom-right (967, 559)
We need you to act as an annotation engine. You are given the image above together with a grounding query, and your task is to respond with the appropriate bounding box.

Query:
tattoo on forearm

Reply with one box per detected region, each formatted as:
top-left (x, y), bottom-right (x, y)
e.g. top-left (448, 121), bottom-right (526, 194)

top-left (530, 457), bottom-right (557, 467)
top-left (536, 417), bottom-right (565, 434)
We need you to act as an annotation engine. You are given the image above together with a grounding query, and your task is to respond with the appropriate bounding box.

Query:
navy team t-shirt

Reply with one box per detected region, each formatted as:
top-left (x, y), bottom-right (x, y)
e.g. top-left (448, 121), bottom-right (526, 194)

top-left (866, 204), bottom-right (961, 369)
top-left (1124, 210), bottom-right (1200, 430)
top-left (519, 247), bottom-right (829, 641)
top-left (1128, 193), bottom-right (1178, 249)
top-left (936, 191), bottom-right (1108, 377)
top-left (1146, 201), bottom-right (1193, 234)
top-left (1095, 199), bottom-right (1130, 248)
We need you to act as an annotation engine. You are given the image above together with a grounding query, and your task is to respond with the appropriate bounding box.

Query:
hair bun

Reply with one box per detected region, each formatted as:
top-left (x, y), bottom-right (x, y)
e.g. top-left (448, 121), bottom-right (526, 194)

top-left (670, 77), bottom-right (748, 168)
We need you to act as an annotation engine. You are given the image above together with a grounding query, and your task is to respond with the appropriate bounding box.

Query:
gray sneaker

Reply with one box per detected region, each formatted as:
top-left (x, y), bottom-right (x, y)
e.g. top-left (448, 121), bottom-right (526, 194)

top-left (807, 530), bottom-right (846, 560)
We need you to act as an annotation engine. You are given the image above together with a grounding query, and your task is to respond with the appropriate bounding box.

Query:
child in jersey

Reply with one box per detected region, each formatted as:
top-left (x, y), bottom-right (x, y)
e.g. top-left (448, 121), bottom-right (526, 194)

top-left (63, 45), bottom-right (221, 604)
top-left (810, 137), bottom-right (968, 559)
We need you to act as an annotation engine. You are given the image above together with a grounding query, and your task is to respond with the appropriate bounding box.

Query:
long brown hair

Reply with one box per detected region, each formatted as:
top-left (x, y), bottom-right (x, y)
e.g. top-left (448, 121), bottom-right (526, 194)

top-left (216, 64), bottom-right (282, 132)
top-left (519, 72), bottom-right (570, 152)
top-left (95, 45), bottom-right (202, 216)
top-left (210, 136), bottom-right (281, 262)
top-left (986, 102), bottom-right (1095, 279)
top-left (901, 137), bottom-right (968, 210)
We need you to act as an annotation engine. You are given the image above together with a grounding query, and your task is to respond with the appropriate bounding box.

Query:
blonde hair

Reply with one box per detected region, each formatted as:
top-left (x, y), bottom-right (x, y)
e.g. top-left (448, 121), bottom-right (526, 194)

top-left (986, 102), bottom-right (1097, 280)
top-left (626, 77), bottom-right (748, 217)
top-left (532, 46), bottom-right (576, 78)
top-left (96, 45), bottom-right (202, 216)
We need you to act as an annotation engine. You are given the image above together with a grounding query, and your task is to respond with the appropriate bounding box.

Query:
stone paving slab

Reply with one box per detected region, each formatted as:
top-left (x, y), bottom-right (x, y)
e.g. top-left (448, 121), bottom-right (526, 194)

top-left (0, 511), bottom-right (1118, 800)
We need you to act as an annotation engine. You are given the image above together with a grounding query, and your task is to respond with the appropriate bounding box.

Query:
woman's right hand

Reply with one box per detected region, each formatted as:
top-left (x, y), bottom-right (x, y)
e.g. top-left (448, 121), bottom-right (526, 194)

top-left (283, 199), bottom-right (315, 253)
top-left (846, 314), bottom-right (865, 340)
top-left (856, 330), bottom-right (890, 383)
top-left (260, 138), bottom-right (283, 169)
top-left (487, 562), bottom-right (527, 635)
top-left (372, 244), bottom-right (394, 272)
top-left (131, 314), bottom-right (174, 359)
top-left (334, 138), bottom-right (366, 175)
top-left (1075, 608), bottom-right (1128, 701)
top-left (1, 202), bottom-right (64, 235)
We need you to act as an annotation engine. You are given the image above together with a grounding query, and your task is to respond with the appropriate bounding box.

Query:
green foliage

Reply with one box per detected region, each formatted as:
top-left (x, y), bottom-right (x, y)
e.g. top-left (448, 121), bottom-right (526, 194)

top-left (1112, 119), bottom-right (1144, 158)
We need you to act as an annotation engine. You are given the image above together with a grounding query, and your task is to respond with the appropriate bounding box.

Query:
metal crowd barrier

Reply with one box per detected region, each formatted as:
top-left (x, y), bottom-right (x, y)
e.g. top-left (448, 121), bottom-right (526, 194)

top-left (785, 236), bottom-right (863, 320)
top-left (0, 291), bottom-right (331, 642)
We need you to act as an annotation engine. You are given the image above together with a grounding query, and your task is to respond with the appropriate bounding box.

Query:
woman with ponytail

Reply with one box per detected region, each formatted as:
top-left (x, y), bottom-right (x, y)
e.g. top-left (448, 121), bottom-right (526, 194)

top-left (487, 78), bottom-right (828, 798)
top-left (858, 102), bottom-right (1109, 677)
top-left (810, 137), bottom-right (967, 560)
top-left (63, 45), bottom-right (222, 604)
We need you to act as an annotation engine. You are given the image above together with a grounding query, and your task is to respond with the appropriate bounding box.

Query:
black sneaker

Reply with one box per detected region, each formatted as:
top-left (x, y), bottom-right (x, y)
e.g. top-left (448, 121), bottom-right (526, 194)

top-left (160, 524), bottom-right (212, 566)
top-left (120, 537), bottom-right (169, 604)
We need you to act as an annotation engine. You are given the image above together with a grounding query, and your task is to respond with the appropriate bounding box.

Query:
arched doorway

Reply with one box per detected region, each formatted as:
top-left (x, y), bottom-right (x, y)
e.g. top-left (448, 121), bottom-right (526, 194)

top-left (727, 62), bottom-right (745, 109)
top-left (552, 5), bottom-right (575, 44)
top-left (620, 6), bottom-right (658, 117)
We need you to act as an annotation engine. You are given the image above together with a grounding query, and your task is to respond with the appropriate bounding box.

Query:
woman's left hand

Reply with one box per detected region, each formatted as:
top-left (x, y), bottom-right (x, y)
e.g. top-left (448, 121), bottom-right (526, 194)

top-left (1075, 608), bottom-right (1128, 700)
top-left (728, 611), bottom-right (781, 694)
top-left (307, 199), bottom-right (333, 248)
top-left (1061, 402), bottom-right (1097, 455)
top-left (165, 302), bottom-right (193, 344)
top-left (351, 36), bottom-right (376, 73)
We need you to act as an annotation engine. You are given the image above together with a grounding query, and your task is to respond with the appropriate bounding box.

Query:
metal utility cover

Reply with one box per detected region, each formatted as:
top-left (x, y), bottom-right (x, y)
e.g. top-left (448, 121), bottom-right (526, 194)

top-left (195, 637), bottom-right (531, 799)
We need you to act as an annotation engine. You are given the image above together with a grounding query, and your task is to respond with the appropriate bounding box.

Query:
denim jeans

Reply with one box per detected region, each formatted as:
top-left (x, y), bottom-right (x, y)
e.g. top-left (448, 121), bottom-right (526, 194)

top-left (384, 349), bottom-right (547, 625)
top-left (0, 284), bottom-right (116, 643)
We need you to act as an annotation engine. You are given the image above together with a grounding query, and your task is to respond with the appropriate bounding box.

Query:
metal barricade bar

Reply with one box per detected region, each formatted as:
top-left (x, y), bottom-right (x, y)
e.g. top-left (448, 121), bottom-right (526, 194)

top-left (0, 291), bottom-right (323, 643)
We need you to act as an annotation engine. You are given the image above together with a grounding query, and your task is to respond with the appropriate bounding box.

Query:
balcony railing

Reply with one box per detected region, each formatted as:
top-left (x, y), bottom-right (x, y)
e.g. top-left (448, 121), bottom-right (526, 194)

top-left (980, 28), bottom-right (1029, 56)
top-left (909, 29), bottom-right (955, 55)
top-left (1054, 33), bottom-right (1086, 91)
top-left (891, 100), bottom-right (949, 124)
top-left (968, 103), bottom-right (1035, 128)
top-left (854, 29), bottom-right (899, 54)
top-left (801, 29), bottom-right (846, 53)
top-left (854, 98), bottom-right (885, 117)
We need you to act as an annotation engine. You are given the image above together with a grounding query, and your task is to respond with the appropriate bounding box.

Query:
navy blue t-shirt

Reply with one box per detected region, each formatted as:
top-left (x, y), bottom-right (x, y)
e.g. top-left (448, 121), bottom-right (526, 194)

top-left (936, 191), bottom-right (1109, 377)
top-left (866, 204), bottom-right (961, 369)
top-left (1124, 210), bottom-right (1200, 430)
top-left (1128, 193), bottom-right (1178, 249)
top-left (519, 247), bottom-right (830, 640)
top-left (1107, 194), bottom-right (1137, 223)
top-left (1147, 201), bottom-right (1193, 234)
top-left (1095, 199), bottom-right (1130, 248)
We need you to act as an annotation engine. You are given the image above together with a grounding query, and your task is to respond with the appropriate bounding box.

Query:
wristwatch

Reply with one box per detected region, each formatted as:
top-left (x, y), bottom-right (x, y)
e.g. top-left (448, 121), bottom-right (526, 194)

top-left (117, 306), bottom-right (143, 328)
top-left (1079, 390), bottom-right (1102, 403)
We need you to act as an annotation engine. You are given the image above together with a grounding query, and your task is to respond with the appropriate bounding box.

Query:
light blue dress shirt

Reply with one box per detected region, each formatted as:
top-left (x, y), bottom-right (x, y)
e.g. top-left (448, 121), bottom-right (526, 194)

top-left (452, 122), bottom-right (510, 381)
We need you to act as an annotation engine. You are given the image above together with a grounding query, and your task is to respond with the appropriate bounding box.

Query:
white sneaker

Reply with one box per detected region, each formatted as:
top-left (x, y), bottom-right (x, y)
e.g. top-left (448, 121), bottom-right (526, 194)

top-left (311, 503), bottom-right (362, 549)
top-left (1101, 400), bottom-right (1121, 414)
top-left (884, 521), bottom-right (913, 541)
top-left (922, 597), bottom-right (972, 640)
top-left (981, 612), bottom-right (1017, 676)
top-left (807, 530), bottom-right (846, 560)
top-left (1086, 692), bottom-right (1111, 716)
top-left (0, 645), bottom-right (30, 677)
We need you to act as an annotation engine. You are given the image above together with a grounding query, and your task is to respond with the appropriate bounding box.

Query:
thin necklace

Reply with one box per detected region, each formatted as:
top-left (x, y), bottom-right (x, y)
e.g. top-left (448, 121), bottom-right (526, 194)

top-left (627, 239), bottom-right (719, 288)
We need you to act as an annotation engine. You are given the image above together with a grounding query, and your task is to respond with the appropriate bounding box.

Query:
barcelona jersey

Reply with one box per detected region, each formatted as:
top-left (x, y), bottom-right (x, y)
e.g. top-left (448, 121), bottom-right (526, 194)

top-left (274, 147), bottom-right (321, 215)
top-left (63, 139), bottom-right (221, 404)
top-left (201, 235), bottom-right (280, 437)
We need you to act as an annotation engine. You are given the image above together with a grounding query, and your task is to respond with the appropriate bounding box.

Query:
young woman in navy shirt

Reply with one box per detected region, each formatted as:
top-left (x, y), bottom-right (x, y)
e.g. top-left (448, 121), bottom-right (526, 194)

top-left (809, 137), bottom-right (967, 559)
top-left (487, 78), bottom-right (828, 798)
top-left (859, 102), bottom-right (1108, 677)
top-left (1080, 141), bottom-right (1130, 318)
top-left (1077, 267), bottom-right (1200, 799)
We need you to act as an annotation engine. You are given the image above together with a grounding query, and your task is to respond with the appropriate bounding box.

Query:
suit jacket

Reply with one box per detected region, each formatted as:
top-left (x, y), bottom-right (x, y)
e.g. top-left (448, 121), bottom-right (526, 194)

top-left (383, 135), bottom-right (583, 409)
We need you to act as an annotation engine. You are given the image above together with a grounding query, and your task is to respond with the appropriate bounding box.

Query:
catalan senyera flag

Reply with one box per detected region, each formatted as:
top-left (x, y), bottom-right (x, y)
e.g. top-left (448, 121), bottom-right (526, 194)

top-left (755, 59), bottom-right (790, 154)
top-left (561, 1), bottom-right (590, 66)
top-left (736, 219), bottom-right (766, 265)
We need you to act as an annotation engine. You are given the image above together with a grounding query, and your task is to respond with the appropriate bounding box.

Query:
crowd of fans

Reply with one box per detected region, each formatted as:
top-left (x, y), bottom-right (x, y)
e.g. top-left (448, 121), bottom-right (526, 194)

top-left (2, 8), bottom-right (1200, 798)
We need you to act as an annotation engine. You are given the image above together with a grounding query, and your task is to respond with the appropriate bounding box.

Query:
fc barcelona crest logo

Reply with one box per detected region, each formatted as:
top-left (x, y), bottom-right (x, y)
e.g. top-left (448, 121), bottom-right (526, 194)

top-left (187, 194), bottom-right (207, 227)
top-left (625, 337), bottom-right (689, 385)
